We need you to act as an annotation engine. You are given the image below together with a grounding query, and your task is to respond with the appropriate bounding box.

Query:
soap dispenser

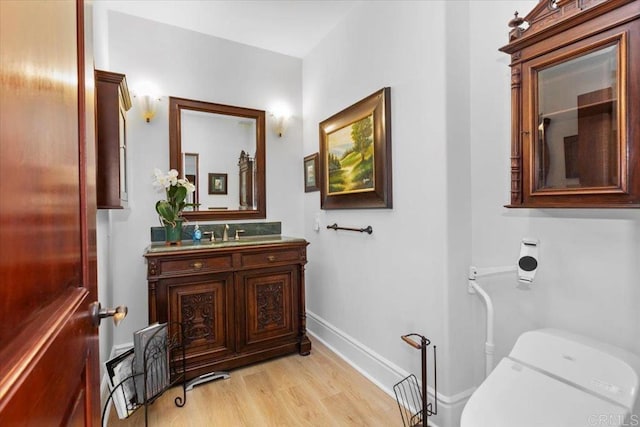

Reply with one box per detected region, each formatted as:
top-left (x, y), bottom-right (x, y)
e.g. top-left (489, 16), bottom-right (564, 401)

top-left (193, 223), bottom-right (202, 242)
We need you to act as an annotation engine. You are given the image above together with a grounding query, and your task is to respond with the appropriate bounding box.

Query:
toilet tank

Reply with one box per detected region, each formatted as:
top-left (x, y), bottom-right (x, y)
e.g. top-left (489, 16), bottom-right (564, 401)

top-left (509, 329), bottom-right (640, 410)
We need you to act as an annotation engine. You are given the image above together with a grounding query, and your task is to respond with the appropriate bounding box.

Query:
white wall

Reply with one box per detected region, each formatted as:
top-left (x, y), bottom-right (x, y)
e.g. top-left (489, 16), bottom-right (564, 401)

top-left (468, 0), bottom-right (540, 387)
top-left (303, 2), bottom-right (469, 425)
top-left (93, 8), bottom-right (304, 350)
top-left (443, 4), bottom-right (475, 422)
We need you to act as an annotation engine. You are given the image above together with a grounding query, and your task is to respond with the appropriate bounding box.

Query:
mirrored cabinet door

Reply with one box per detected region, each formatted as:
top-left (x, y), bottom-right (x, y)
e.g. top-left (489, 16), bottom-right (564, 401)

top-left (500, 0), bottom-right (639, 208)
top-left (534, 43), bottom-right (620, 192)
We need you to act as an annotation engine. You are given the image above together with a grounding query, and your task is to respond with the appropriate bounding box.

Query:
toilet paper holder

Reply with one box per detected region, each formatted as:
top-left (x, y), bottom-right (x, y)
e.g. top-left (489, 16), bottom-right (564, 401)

top-left (393, 333), bottom-right (438, 427)
top-left (518, 238), bottom-right (539, 284)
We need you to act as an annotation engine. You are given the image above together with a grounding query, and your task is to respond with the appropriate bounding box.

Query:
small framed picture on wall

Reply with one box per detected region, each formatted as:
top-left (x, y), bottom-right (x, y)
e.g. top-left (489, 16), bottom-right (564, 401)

top-left (304, 153), bottom-right (320, 192)
top-left (208, 173), bottom-right (228, 195)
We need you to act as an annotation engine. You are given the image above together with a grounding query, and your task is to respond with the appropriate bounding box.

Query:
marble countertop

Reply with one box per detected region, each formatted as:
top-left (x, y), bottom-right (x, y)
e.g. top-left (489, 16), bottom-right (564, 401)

top-left (145, 235), bottom-right (307, 254)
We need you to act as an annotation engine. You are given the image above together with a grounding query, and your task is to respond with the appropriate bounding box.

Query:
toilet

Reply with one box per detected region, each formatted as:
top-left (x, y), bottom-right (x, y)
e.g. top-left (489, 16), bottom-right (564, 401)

top-left (461, 328), bottom-right (640, 427)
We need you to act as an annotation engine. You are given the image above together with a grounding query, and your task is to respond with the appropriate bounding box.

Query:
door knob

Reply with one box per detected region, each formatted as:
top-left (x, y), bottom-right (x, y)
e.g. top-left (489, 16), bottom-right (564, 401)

top-left (89, 302), bottom-right (128, 327)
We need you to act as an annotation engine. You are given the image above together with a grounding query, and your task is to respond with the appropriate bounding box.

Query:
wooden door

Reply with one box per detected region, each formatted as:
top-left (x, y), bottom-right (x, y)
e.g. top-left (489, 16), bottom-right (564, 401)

top-left (0, 0), bottom-right (100, 425)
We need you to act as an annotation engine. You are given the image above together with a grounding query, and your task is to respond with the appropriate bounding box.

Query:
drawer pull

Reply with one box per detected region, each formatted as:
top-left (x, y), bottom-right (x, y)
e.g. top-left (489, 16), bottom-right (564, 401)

top-left (267, 256), bottom-right (276, 262)
top-left (191, 261), bottom-right (204, 269)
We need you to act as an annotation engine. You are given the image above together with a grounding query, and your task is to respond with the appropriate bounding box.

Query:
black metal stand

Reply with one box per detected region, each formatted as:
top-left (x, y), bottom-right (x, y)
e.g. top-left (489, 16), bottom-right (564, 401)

top-left (101, 322), bottom-right (187, 426)
top-left (393, 333), bottom-right (438, 427)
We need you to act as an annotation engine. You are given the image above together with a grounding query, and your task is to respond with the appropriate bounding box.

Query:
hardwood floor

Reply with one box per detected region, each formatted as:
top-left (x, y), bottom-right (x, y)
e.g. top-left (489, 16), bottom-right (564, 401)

top-left (106, 339), bottom-right (401, 426)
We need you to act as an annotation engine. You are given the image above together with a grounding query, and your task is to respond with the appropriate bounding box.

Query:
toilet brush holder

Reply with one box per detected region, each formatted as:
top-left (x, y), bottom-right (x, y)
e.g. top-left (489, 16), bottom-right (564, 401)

top-left (393, 333), bottom-right (438, 427)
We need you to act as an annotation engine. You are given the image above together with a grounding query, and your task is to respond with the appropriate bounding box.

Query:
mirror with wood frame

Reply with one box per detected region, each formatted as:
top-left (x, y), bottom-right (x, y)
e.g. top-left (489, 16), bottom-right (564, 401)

top-left (499, 0), bottom-right (640, 208)
top-left (169, 96), bottom-right (266, 221)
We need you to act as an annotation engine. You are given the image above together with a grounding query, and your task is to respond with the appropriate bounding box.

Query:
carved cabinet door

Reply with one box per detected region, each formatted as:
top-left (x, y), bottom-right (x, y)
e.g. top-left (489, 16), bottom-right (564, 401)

top-left (235, 266), bottom-right (300, 354)
top-left (167, 273), bottom-right (235, 363)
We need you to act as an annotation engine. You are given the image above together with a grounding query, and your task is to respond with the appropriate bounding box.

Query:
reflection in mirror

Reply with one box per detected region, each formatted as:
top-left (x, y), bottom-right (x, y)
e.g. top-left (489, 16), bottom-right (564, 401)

top-left (169, 97), bottom-right (266, 221)
top-left (238, 151), bottom-right (254, 210)
top-left (184, 152), bottom-right (199, 208)
top-left (181, 110), bottom-right (256, 211)
top-left (535, 44), bottom-right (619, 191)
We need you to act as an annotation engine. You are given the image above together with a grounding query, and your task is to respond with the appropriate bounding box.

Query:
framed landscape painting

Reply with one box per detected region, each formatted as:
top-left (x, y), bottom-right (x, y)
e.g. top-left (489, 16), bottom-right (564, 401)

top-left (319, 87), bottom-right (392, 209)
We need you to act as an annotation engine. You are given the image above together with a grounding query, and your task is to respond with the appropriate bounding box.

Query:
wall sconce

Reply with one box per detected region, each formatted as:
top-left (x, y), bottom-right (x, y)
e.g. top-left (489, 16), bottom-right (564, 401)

top-left (270, 103), bottom-right (292, 137)
top-left (133, 81), bottom-right (160, 123)
top-left (138, 94), bottom-right (160, 122)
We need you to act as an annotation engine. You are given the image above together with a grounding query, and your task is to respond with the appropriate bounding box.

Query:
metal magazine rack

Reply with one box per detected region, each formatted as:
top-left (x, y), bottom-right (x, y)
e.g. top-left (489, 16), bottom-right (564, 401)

top-left (101, 322), bottom-right (187, 426)
top-left (393, 333), bottom-right (438, 427)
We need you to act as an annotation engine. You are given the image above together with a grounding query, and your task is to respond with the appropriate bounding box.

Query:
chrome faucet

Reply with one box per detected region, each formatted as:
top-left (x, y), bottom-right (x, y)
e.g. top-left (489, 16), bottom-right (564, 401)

top-left (222, 224), bottom-right (229, 242)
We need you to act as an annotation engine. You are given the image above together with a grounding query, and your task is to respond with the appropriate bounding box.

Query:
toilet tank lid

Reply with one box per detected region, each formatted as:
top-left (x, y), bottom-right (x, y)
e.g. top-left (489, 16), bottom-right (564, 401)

top-left (509, 328), bottom-right (640, 410)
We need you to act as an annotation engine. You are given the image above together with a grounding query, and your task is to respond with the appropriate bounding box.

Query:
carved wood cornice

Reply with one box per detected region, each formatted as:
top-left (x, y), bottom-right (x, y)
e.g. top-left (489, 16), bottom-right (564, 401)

top-left (500, 0), bottom-right (638, 53)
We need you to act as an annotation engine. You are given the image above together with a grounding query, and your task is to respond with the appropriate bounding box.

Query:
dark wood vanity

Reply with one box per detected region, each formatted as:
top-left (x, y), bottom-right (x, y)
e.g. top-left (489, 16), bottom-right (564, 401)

top-left (144, 237), bottom-right (311, 380)
top-left (500, 0), bottom-right (639, 208)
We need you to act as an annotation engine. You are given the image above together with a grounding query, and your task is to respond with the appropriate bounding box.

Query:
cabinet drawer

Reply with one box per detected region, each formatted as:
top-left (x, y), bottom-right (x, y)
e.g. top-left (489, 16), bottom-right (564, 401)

top-left (159, 255), bottom-right (233, 275)
top-left (241, 249), bottom-right (302, 268)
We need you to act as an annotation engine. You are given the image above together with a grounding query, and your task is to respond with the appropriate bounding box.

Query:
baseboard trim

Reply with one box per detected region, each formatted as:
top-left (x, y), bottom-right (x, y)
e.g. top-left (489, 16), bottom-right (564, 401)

top-left (306, 310), bottom-right (476, 427)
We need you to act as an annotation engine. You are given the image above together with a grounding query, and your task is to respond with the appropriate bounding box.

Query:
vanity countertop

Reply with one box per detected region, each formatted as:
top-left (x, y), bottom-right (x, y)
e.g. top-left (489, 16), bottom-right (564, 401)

top-left (144, 235), bottom-right (307, 255)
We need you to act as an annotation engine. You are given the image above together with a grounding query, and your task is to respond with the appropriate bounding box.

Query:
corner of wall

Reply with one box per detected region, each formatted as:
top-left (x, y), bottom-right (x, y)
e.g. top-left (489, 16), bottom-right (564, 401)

top-left (307, 311), bottom-right (475, 427)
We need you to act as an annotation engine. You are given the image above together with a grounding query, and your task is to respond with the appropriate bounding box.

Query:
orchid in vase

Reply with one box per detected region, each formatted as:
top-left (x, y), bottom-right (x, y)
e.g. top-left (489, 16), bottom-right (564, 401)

top-left (152, 168), bottom-right (196, 227)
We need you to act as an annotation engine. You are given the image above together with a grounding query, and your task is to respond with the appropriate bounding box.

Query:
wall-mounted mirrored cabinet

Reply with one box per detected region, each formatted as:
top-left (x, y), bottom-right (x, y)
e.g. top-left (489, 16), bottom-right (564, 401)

top-left (169, 97), bottom-right (266, 221)
top-left (500, 0), bottom-right (639, 208)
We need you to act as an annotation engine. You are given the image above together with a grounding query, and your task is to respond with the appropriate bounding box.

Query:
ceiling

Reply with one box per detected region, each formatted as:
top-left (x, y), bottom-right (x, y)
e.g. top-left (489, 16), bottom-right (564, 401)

top-left (97, 0), bottom-right (363, 58)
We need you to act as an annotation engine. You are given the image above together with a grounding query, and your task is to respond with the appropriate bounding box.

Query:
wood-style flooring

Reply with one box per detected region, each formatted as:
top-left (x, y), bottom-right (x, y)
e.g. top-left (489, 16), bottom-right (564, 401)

top-left (106, 339), bottom-right (400, 426)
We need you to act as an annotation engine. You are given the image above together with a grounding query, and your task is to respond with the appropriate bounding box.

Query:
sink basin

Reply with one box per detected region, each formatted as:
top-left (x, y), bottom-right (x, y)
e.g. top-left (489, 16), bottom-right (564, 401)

top-left (232, 235), bottom-right (283, 243)
top-left (213, 235), bottom-right (290, 247)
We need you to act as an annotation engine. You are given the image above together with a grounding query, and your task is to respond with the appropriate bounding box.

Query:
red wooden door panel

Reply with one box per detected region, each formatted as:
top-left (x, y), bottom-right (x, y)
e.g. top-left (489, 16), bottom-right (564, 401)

top-left (0, 0), bottom-right (99, 424)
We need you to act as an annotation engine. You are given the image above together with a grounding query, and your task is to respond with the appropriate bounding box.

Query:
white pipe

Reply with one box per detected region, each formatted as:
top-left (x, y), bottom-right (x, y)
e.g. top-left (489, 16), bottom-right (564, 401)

top-left (472, 265), bottom-right (516, 278)
top-left (468, 278), bottom-right (495, 378)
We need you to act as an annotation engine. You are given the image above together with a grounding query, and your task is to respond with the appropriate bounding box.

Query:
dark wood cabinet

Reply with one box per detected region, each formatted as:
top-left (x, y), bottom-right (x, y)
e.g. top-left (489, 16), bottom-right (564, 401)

top-left (95, 69), bottom-right (131, 209)
top-left (499, 0), bottom-right (640, 208)
top-left (144, 239), bottom-right (311, 380)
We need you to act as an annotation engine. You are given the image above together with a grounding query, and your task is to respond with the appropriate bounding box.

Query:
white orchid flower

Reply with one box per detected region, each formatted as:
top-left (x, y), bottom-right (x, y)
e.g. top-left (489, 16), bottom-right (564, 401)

top-left (184, 181), bottom-right (196, 193)
top-left (177, 177), bottom-right (196, 193)
top-left (167, 169), bottom-right (179, 186)
top-left (153, 168), bottom-right (196, 227)
top-left (152, 168), bottom-right (169, 191)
